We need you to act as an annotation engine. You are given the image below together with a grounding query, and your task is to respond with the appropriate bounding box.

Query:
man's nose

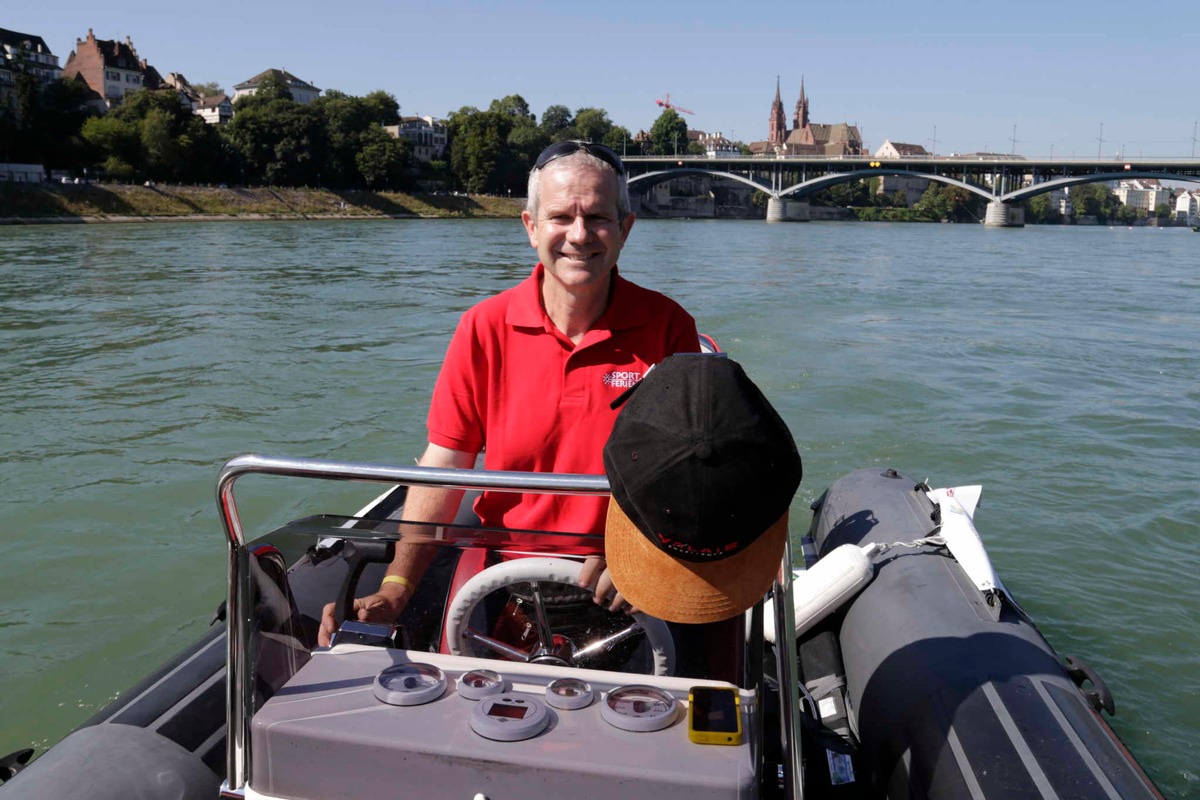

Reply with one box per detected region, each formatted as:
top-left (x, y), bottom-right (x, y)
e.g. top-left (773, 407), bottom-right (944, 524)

top-left (566, 216), bottom-right (590, 241)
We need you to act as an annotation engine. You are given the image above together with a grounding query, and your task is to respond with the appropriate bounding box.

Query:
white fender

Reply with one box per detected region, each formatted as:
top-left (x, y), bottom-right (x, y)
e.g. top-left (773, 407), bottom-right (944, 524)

top-left (926, 486), bottom-right (1009, 614)
top-left (760, 544), bottom-right (875, 644)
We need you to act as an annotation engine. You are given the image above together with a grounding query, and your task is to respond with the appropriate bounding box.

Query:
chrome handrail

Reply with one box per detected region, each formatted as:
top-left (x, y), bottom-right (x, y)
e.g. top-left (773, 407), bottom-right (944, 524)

top-left (216, 454), bottom-right (610, 796)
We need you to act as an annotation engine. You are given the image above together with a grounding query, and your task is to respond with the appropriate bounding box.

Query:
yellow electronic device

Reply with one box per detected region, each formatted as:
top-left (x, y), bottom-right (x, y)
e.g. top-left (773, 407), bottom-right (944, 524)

top-left (687, 685), bottom-right (743, 745)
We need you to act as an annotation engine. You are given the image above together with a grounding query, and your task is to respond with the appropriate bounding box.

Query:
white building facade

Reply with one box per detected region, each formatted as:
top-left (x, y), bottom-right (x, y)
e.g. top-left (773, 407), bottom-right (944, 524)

top-left (233, 69), bottom-right (321, 105)
top-left (1114, 179), bottom-right (1171, 212)
top-left (385, 116), bottom-right (447, 162)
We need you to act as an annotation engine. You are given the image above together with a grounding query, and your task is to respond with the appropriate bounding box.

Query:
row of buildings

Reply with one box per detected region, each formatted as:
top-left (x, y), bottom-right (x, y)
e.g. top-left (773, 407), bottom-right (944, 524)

top-left (1, 27), bottom-right (447, 162)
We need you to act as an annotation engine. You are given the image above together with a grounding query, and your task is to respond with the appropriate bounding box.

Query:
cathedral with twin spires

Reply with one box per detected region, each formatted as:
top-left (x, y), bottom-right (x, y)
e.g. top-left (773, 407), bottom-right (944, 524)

top-left (750, 77), bottom-right (865, 156)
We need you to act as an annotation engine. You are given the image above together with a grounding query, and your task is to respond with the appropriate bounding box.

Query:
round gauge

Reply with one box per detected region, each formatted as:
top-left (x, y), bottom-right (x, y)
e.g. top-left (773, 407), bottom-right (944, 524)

top-left (372, 662), bottom-right (447, 707)
top-left (457, 669), bottom-right (510, 701)
top-left (600, 684), bottom-right (679, 732)
top-left (469, 693), bottom-right (550, 742)
top-left (545, 677), bottom-right (594, 710)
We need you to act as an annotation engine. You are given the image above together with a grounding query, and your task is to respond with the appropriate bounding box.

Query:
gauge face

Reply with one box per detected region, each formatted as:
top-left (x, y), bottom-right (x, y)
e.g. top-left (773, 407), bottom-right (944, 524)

top-left (373, 662), bottom-right (446, 706)
top-left (601, 684), bottom-right (678, 732)
top-left (545, 677), bottom-right (594, 710)
top-left (469, 693), bottom-right (550, 742)
top-left (457, 669), bottom-right (510, 701)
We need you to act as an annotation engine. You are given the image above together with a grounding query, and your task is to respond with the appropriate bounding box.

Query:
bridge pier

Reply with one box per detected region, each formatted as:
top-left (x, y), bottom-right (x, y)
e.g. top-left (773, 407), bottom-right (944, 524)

top-left (984, 201), bottom-right (1025, 228)
top-left (766, 197), bottom-right (786, 222)
top-left (766, 198), bottom-right (810, 222)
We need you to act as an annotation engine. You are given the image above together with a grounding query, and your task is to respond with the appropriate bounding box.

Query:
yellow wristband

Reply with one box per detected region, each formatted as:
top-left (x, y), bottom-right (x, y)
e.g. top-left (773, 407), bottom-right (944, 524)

top-left (380, 575), bottom-right (414, 592)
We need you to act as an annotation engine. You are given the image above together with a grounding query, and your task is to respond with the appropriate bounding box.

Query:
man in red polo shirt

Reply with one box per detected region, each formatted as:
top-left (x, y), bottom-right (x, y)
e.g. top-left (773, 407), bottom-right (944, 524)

top-left (318, 141), bottom-right (697, 646)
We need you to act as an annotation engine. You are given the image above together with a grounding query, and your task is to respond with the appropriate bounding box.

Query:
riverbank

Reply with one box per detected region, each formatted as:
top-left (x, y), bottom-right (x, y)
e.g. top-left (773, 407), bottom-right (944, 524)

top-left (0, 183), bottom-right (525, 224)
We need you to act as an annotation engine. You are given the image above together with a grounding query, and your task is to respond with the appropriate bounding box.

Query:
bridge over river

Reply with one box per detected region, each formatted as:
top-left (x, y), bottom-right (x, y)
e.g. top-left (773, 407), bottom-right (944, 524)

top-left (622, 154), bottom-right (1200, 226)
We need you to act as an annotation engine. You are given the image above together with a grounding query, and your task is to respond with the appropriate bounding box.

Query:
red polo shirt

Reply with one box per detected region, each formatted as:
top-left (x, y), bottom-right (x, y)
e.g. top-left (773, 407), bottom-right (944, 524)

top-left (427, 264), bottom-right (699, 535)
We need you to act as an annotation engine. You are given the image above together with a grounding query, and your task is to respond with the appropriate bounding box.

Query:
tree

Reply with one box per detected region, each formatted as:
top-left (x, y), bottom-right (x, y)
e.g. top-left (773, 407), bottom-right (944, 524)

top-left (649, 109), bottom-right (688, 156)
top-left (1070, 183), bottom-right (1120, 223)
top-left (601, 126), bottom-right (632, 155)
top-left (224, 94), bottom-right (324, 185)
top-left (1, 74), bottom-right (94, 170)
top-left (78, 89), bottom-right (223, 182)
top-left (540, 104), bottom-right (573, 138)
top-left (311, 90), bottom-right (404, 188)
top-left (191, 81), bottom-right (224, 98)
top-left (490, 94), bottom-right (535, 123)
top-left (447, 105), bottom-right (506, 193)
top-left (447, 98), bottom-right (550, 195)
top-left (573, 107), bottom-right (615, 144)
top-left (1027, 194), bottom-right (1059, 224)
top-left (356, 127), bottom-right (409, 189)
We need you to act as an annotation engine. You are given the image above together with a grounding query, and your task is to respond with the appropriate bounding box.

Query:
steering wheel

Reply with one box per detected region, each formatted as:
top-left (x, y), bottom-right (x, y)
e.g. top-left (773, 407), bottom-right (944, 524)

top-left (444, 558), bottom-right (675, 676)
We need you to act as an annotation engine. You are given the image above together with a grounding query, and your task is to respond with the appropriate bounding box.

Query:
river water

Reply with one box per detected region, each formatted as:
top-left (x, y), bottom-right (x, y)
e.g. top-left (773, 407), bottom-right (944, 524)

top-left (1, 218), bottom-right (1196, 796)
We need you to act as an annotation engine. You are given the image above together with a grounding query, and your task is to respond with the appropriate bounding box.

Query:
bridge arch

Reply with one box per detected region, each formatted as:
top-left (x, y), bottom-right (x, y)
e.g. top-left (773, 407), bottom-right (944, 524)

top-left (778, 170), bottom-right (995, 203)
top-left (627, 169), bottom-right (770, 195)
top-left (1002, 171), bottom-right (1200, 203)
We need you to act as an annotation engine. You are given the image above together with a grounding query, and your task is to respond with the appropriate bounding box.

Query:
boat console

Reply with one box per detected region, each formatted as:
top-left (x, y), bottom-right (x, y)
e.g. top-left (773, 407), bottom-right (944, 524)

top-left (216, 455), bottom-right (802, 800)
top-left (249, 646), bottom-right (756, 800)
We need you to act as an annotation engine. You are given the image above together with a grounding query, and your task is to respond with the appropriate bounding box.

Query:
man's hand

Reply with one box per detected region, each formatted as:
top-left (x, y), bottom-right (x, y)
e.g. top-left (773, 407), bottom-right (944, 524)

top-left (317, 588), bottom-right (407, 648)
top-left (578, 555), bottom-right (638, 615)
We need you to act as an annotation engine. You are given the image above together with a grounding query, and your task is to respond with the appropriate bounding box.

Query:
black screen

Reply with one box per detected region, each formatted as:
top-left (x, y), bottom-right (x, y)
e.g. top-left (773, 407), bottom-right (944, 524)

top-left (691, 687), bottom-right (738, 732)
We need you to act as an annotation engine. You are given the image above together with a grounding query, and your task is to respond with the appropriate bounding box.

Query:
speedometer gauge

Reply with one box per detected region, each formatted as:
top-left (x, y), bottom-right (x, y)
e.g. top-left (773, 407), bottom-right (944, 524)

top-left (600, 684), bottom-right (678, 732)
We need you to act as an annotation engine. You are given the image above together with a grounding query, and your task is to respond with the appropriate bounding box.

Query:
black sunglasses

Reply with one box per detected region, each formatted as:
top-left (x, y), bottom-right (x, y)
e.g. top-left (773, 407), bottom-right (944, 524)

top-left (533, 140), bottom-right (626, 176)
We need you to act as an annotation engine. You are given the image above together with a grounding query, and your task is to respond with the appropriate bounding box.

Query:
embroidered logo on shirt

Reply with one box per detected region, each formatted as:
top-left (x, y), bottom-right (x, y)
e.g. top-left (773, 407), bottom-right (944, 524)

top-left (602, 370), bottom-right (643, 389)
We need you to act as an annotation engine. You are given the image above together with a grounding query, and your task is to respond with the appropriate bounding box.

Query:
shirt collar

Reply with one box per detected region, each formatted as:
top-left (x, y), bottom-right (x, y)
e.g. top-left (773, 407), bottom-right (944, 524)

top-left (506, 263), bottom-right (650, 333)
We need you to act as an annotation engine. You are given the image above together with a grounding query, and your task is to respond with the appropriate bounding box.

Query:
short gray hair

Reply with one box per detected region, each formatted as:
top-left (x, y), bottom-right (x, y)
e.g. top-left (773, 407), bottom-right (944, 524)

top-left (526, 151), bottom-right (631, 220)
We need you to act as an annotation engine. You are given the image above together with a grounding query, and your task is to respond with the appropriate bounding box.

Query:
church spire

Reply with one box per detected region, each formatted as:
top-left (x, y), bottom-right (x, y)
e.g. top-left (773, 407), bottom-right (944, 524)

top-left (794, 76), bottom-right (809, 131)
top-left (769, 75), bottom-right (787, 146)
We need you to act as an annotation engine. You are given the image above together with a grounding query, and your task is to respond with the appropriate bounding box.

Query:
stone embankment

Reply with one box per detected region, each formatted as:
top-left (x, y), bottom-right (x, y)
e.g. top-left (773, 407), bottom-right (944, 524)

top-left (0, 183), bottom-right (525, 224)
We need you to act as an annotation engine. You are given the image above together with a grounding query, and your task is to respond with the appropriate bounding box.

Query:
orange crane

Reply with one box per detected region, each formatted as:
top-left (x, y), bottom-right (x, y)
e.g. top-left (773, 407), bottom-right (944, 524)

top-left (655, 94), bottom-right (695, 115)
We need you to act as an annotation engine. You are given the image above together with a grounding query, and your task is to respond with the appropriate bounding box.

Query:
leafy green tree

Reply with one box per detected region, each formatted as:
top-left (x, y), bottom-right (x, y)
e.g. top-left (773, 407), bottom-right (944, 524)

top-left (1, 74), bottom-right (94, 170)
top-left (1070, 183), bottom-right (1120, 223)
top-left (573, 108), bottom-right (615, 144)
top-left (447, 97), bottom-right (548, 195)
top-left (816, 180), bottom-right (870, 208)
top-left (356, 127), bottom-right (409, 189)
top-left (78, 89), bottom-right (222, 182)
top-left (490, 94), bottom-right (535, 123)
top-left (447, 105), bottom-right (505, 193)
top-left (311, 90), bottom-right (404, 187)
top-left (224, 95), bottom-right (324, 185)
top-left (540, 104), bottom-right (573, 138)
top-left (191, 81), bottom-right (223, 98)
top-left (649, 109), bottom-right (688, 156)
top-left (601, 126), bottom-right (632, 156)
top-left (1027, 194), bottom-right (1059, 224)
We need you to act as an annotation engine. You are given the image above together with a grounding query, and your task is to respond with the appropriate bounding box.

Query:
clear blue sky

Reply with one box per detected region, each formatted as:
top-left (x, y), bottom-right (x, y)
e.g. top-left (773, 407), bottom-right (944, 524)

top-left (7, 0), bottom-right (1199, 158)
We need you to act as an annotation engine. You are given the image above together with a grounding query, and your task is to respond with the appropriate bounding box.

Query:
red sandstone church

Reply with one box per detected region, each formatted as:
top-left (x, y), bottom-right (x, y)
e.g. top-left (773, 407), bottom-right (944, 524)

top-left (749, 78), bottom-right (865, 156)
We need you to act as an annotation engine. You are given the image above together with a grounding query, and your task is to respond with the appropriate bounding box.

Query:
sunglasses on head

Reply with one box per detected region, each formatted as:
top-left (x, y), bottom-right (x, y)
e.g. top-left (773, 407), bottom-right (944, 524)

top-left (533, 140), bottom-right (626, 176)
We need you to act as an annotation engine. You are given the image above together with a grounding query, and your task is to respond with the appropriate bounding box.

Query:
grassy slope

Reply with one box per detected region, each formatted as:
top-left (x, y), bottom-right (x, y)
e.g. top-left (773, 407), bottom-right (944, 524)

top-left (0, 183), bottom-right (524, 221)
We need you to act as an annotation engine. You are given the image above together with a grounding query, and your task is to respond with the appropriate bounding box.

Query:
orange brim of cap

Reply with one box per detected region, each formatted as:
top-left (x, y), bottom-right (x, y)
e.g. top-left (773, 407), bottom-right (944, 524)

top-left (604, 497), bottom-right (788, 624)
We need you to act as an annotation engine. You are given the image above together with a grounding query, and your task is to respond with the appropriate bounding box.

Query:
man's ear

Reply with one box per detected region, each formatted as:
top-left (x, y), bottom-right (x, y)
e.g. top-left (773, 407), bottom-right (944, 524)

top-left (521, 210), bottom-right (538, 247)
top-left (620, 213), bottom-right (636, 243)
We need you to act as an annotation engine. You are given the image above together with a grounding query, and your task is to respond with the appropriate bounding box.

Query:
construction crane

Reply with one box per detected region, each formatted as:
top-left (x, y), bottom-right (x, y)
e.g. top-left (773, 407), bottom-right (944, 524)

top-left (655, 94), bottom-right (695, 115)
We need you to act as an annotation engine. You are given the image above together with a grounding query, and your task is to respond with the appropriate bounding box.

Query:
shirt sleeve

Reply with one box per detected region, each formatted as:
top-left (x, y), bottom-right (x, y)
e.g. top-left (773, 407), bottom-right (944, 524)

top-left (665, 299), bottom-right (702, 355)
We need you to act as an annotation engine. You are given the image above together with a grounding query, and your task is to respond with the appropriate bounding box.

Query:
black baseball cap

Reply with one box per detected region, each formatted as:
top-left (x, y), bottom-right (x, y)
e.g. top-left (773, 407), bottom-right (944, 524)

top-left (603, 354), bottom-right (802, 623)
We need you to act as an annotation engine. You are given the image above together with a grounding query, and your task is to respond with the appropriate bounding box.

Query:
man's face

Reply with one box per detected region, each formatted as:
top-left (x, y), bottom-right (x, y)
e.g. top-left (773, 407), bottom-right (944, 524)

top-left (522, 164), bottom-right (635, 292)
